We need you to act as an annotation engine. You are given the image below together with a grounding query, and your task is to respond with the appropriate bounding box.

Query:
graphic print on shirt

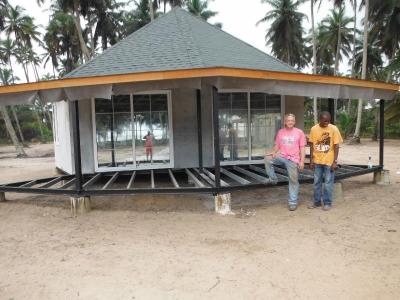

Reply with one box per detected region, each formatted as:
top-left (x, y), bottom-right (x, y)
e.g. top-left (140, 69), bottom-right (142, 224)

top-left (314, 132), bottom-right (331, 153)
top-left (281, 135), bottom-right (296, 145)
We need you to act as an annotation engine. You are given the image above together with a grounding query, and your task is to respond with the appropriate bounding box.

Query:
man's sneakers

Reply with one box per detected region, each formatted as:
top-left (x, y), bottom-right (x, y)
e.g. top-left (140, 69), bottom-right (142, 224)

top-left (288, 204), bottom-right (297, 211)
top-left (308, 202), bottom-right (332, 210)
top-left (307, 202), bottom-right (321, 209)
top-left (322, 204), bottom-right (332, 211)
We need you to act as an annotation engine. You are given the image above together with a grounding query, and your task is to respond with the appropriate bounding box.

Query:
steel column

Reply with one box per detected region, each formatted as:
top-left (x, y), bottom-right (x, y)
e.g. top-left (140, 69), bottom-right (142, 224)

top-left (196, 89), bottom-right (203, 170)
top-left (212, 86), bottom-right (221, 189)
top-left (71, 101), bottom-right (83, 193)
top-left (379, 99), bottom-right (384, 168)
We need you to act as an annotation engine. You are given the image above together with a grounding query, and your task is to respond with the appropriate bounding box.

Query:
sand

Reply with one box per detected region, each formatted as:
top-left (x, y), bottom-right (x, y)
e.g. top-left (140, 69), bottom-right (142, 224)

top-left (0, 141), bottom-right (399, 299)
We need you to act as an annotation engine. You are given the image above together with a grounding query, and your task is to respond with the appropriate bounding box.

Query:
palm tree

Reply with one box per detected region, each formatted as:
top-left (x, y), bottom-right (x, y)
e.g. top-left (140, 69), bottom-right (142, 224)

top-left (122, 0), bottom-right (152, 36)
top-left (353, 0), bottom-right (369, 142)
top-left (57, 0), bottom-right (92, 62)
top-left (0, 68), bottom-right (27, 157)
top-left (45, 10), bottom-right (81, 73)
top-left (351, 34), bottom-right (383, 80)
top-left (257, 0), bottom-right (308, 69)
top-left (318, 9), bottom-right (353, 74)
top-left (186, 0), bottom-right (217, 21)
top-left (310, 0), bottom-right (322, 123)
top-left (0, 0), bottom-right (8, 30)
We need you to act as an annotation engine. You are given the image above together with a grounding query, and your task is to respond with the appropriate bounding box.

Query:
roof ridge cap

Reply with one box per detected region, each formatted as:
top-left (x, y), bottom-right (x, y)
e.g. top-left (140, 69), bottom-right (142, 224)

top-left (174, 9), bottom-right (205, 67)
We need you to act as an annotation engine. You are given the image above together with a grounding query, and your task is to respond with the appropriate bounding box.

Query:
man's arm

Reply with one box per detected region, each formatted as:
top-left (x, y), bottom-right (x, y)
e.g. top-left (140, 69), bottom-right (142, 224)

top-left (331, 144), bottom-right (339, 170)
top-left (299, 146), bottom-right (305, 170)
top-left (309, 142), bottom-right (314, 170)
top-left (266, 144), bottom-right (279, 158)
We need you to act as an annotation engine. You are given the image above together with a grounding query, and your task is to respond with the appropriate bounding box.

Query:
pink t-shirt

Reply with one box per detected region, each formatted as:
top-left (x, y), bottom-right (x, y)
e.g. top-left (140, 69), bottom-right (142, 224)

top-left (275, 127), bottom-right (306, 164)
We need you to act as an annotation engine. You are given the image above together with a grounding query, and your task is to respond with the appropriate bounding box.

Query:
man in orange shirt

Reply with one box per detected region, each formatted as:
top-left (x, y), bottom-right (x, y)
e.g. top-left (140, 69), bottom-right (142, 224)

top-left (309, 111), bottom-right (343, 211)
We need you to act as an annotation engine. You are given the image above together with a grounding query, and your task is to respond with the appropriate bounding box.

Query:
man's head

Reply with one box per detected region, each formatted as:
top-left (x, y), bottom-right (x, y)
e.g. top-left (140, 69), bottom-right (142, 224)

top-left (319, 111), bottom-right (331, 128)
top-left (284, 113), bottom-right (296, 129)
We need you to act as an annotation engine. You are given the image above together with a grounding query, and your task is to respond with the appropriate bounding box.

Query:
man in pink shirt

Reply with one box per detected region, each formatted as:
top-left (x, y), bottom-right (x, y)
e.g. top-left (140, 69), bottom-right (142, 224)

top-left (265, 114), bottom-right (306, 211)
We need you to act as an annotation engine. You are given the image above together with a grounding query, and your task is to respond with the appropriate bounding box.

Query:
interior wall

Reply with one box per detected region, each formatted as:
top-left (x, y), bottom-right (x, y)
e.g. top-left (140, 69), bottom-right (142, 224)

top-left (171, 88), bottom-right (198, 168)
top-left (53, 101), bottom-right (73, 174)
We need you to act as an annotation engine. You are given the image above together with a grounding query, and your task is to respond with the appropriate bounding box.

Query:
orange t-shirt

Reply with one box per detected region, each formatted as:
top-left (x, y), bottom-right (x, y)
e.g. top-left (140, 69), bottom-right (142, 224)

top-left (309, 124), bottom-right (343, 166)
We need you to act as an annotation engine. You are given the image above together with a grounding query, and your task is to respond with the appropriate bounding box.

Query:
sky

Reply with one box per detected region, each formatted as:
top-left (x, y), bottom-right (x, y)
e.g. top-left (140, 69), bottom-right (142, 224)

top-left (6, 0), bottom-right (360, 82)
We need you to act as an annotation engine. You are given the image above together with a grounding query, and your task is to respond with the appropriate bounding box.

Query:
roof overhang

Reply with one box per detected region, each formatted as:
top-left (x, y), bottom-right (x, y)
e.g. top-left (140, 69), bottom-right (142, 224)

top-left (0, 67), bottom-right (398, 105)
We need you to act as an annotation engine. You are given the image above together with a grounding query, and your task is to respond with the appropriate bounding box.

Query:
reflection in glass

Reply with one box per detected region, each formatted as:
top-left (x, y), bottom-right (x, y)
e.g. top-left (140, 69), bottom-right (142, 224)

top-left (133, 94), bottom-right (170, 166)
top-left (250, 93), bottom-right (281, 159)
top-left (95, 93), bottom-right (171, 168)
top-left (218, 93), bottom-right (248, 161)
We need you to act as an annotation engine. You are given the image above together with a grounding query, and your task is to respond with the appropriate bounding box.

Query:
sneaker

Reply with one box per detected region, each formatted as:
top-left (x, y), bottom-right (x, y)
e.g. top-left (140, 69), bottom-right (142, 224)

top-left (288, 204), bottom-right (297, 211)
top-left (322, 204), bottom-right (332, 211)
top-left (308, 202), bottom-right (322, 209)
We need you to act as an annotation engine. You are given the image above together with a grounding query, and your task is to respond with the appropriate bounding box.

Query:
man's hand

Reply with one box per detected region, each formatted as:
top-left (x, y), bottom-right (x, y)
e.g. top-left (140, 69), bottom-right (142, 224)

top-left (298, 161), bottom-right (304, 170)
top-left (331, 162), bottom-right (338, 171)
top-left (309, 162), bottom-right (315, 170)
top-left (265, 152), bottom-right (277, 158)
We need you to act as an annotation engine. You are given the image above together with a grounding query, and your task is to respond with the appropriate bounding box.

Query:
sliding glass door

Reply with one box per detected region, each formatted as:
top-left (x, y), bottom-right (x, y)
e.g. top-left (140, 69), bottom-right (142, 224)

top-left (94, 92), bottom-right (171, 170)
top-left (218, 91), bottom-right (282, 162)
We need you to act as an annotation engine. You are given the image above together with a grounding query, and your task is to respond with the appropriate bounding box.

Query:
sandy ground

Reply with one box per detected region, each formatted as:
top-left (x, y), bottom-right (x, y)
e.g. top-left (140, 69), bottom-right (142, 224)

top-left (0, 141), bottom-right (399, 299)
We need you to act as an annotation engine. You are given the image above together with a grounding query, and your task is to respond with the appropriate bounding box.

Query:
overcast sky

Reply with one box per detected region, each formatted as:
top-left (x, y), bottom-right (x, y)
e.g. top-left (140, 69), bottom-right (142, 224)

top-left (7, 0), bottom-right (360, 81)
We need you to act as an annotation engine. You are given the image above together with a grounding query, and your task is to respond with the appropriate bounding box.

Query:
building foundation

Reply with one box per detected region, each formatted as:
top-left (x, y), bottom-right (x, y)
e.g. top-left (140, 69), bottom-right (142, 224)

top-left (0, 192), bottom-right (5, 202)
top-left (70, 196), bottom-right (91, 216)
top-left (214, 193), bottom-right (234, 215)
top-left (374, 170), bottom-right (390, 185)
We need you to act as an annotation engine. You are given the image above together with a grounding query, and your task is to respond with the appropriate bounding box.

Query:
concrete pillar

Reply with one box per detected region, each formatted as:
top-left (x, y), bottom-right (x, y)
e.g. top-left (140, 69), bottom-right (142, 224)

top-left (333, 181), bottom-right (344, 202)
top-left (374, 170), bottom-right (390, 185)
top-left (0, 192), bottom-right (5, 202)
top-left (214, 193), bottom-right (234, 215)
top-left (70, 196), bottom-right (91, 216)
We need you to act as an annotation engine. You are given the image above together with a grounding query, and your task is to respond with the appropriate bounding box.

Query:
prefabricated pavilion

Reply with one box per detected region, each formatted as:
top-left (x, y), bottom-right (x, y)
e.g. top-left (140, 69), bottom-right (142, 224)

top-left (0, 8), bottom-right (398, 212)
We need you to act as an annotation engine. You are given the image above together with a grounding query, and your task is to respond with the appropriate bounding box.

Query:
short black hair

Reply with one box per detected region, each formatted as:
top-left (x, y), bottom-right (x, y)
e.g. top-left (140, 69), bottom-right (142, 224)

top-left (319, 111), bottom-right (331, 119)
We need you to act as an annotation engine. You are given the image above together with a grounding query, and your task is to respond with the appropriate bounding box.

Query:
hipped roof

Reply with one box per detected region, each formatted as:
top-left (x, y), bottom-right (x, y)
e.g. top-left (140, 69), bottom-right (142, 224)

top-left (0, 9), bottom-right (398, 105)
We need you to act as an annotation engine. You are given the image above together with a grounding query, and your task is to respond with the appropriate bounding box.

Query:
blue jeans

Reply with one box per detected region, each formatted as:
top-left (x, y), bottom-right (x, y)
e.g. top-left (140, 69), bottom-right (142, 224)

top-left (313, 164), bottom-right (335, 206)
top-left (264, 156), bottom-right (299, 206)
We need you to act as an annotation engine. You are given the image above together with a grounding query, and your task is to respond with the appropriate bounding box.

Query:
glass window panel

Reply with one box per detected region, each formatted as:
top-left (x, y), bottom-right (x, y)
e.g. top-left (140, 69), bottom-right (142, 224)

top-left (231, 92), bottom-right (248, 109)
top-left (113, 95), bottom-right (130, 113)
top-left (218, 93), bottom-right (231, 109)
top-left (95, 98), bottom-right (112, 113)
top-left (266, 94), bottom-right (281, 113)
top-left (151, 94), bottom-right (168, 111)
top-left (133, 95), bottom-right (150, 112)
top-left (250, 93), bottom-right (266, 110)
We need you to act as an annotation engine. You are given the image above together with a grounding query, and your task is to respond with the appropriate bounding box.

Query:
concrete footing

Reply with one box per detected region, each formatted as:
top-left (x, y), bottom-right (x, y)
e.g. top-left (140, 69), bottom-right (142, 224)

top-left (0, 192), bottom-right (5, 202)
top-left (374, 170), bottom-right (391, 185)
top-left (333, 181), bottom-right (344, 202)
top-left (214, 193), bottom-right (234, 215)
top-left (70, 196), bottom-right (91, 216)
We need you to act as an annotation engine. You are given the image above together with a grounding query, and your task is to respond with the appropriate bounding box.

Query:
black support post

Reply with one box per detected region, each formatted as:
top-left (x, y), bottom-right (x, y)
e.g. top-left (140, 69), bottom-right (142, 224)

top-left (110, 110), bottom-right (116, 167)
top-left (327, 98), bottom-right (335, 124)
top-left (379, 99), bottom-right (384, 168)
top-left (212, 86), bottom-right (221, 189)
top-left (196, 89), bottom-right (203, 170)
top-left (71, 101), bottom-right (83, 194)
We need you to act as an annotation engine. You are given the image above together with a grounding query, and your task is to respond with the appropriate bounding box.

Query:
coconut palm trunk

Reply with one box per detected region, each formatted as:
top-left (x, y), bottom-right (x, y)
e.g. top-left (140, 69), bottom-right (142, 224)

top-left (149, 0), bottom-right (155, 21)
top-left (333, 10), bottom-right (342, 119)
top-left (311, 0), bottom-right (318, 123)
top-left (10, 106), bottom-right (25, 145)
top-left (72, 2), bottom-right (91, 62)
top-left (0, 106), bottom-right (27, 157)
top-left (348, 0), bottom-right (357, 114)
top-left (353, 0), bottom-right (369, 141)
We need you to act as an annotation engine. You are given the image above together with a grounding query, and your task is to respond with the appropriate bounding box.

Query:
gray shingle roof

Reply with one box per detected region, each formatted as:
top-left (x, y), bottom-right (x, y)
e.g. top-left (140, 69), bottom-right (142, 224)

top-left (65, 8), bottom-right (297, 78)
